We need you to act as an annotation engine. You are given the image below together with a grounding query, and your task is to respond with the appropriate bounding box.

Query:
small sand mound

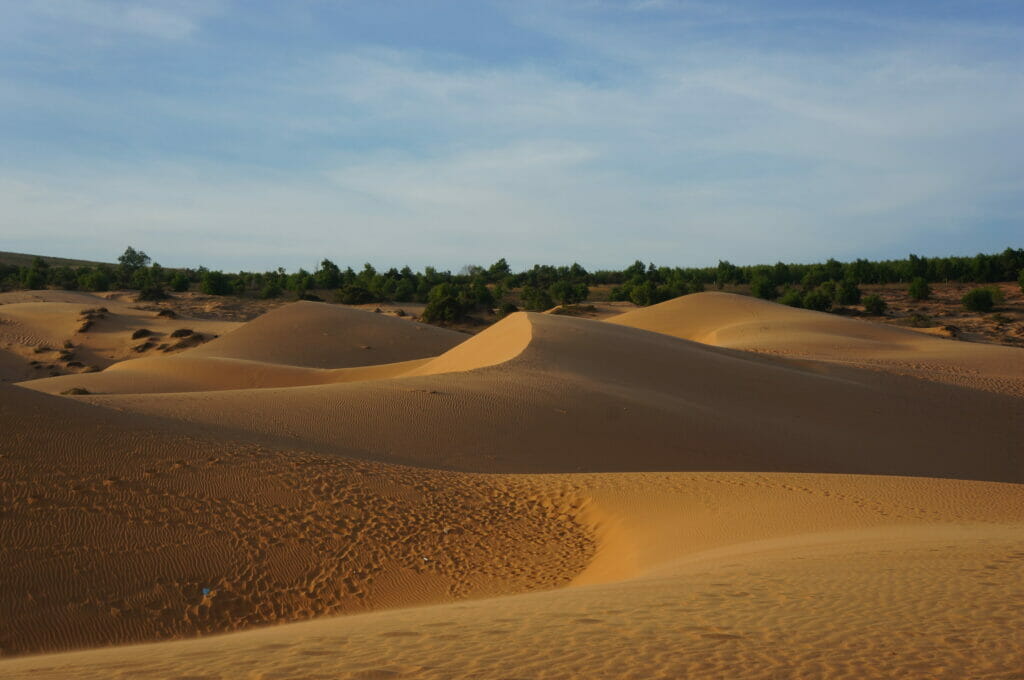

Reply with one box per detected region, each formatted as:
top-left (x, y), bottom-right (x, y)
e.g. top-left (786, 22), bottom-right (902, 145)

top-left (188, 301), bottom-right (466, 368)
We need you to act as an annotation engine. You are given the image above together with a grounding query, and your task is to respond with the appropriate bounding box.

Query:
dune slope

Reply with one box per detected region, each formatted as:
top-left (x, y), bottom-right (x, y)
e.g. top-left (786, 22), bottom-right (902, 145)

top-left (67, 312), bottom-right (1023, 481)
top-left (610, 292), bottom-right (1024, 395)
top-left (186, 300), bottom-right (465, 368)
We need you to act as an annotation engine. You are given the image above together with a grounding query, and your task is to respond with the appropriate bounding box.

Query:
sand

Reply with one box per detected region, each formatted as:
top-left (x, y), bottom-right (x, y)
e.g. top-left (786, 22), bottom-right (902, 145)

top-left (1, 292), bottom-right (1021, 678)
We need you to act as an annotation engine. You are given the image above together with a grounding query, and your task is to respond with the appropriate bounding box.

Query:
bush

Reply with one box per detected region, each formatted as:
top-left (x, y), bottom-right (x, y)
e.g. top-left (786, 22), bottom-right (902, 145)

top-left (421, 283), bottom-right (467, 323)
top-left (200, 271), bottom-right (232, 296)
top-left (749, 275), bottom-right (777, 300)
top-left (335, 283), bottom-right (375, 305)
top-left (137, 283), bottom-right (168, 301)
top-left (1019, 269), bottom-right (1024, 293)
top-left (801, 288), bottom-right (832, 312)
top-left (863, 294), bottom-right (887, 315)
top-left (521, 285), bottom-right (554, 311)
top-left (779, 288), bottom-right (803, 307)
top-left (961, 287), bottom-right (995, 312)
top-left (260, 282), bottom-right (282, 299)
top-left (908, 277), bottom-right (931, 301)
top-left (834, 279), bottom-right (861, 306)
top-left (169, 272), bottom-right (190, 292)
top-left (496, 302), bottom-right (518, 319)
top-left (79, 268), bottom-right (111, 292)
top-left (548, 280), bottom-right (588, 306)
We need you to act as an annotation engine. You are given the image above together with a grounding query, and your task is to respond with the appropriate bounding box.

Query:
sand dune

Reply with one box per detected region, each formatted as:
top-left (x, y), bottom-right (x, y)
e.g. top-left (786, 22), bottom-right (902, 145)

top-left (610, 292), bottom-right (1024, 395)
top-left (186, 300), bottom-right (465, 367)
top-left (2, 292), bottom-right (1022, 677)
top-left (52, 312), bottom-right (1022, 481)
top-left (14, 301), bottom-right (465, 394)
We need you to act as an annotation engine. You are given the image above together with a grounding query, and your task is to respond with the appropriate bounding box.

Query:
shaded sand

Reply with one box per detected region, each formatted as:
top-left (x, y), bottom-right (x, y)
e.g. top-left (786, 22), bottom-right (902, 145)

top-left (46, 312), bottom-right (1021, 480)
top-left (609, 291), bottom-right (1024, 396)
top-left (0, 385), bottom-right (596, 655)
top-left (2, 294), bottom-right (1022, 677)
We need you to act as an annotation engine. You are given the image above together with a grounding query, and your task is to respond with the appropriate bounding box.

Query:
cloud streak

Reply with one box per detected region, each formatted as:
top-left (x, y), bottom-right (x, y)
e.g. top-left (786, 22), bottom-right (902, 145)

top-left (0, 1), bottom-right (1021, 270)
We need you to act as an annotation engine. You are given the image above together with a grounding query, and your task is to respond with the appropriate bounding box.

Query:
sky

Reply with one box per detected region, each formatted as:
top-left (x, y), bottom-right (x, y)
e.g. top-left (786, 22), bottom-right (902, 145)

top-left (1, 1), bottom-right (1022, 272)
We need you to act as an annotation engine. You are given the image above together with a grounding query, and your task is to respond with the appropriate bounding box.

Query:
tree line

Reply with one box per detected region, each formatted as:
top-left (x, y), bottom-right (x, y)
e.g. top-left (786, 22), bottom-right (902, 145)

top-left (2, 247), bottom-right (1022, 322)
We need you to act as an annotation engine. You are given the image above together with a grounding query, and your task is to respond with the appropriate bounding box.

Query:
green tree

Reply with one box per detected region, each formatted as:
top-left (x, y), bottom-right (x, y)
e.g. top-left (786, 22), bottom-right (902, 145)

top-left (315, 259), bottom-right (341, 289)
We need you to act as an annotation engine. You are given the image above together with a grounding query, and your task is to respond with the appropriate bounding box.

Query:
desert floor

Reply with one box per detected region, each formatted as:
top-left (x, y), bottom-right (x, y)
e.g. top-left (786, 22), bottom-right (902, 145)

top-left (1, 290), bottom-right (1021, 679)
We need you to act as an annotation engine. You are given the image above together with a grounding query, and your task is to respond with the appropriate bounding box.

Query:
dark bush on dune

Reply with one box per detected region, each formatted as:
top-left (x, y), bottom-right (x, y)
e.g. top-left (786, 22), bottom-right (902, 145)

top-left (961, 287), bottom-right (995, 312)
top-left (200, 270), bottom-right (232, 296)
top-left (801, 288), bottom-right (832, 312)
top-left (908, 277), bottom-right (931, 301)
top-left (863, 294), bottom-right (887, 315)
top-left (834, 279), bottom-right (862, 306)
top-left (169, 272), bottom-right (190, 292)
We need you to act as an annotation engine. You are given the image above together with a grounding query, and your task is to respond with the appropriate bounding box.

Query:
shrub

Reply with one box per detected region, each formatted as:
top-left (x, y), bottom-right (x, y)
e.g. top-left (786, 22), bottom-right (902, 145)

top-left (749, 275), bottom-right (777, 300)
top-left (137, 283), bottom-right (168, 301)
top-left (169, 272), bottom-right (190, 292)
top-left (961, 287), bottom-right (995, 312)
top-left (79, 269), bottom-right (111, 292)
top-left (801, 288), bottom-right (832, 312)
top-left (834, 279), bottom-right (862, 306)
top-left (548, 280), bottom-right (588, 306)
top-left (421, 283), bottom-right (468, 323)
top-left (260, 282), bottom-right (282, 299)
top-left (779, 288), bottom-right (803, 307)
top-left (1019, 269), bottom-right (1024, 293)
top-left (495, 302), bottom-right (518, 319)
top-left (335, 283), bottom-right (375, 305)
top-left (200, 271), bottom-right (232, 296)
top-left (863, 294), bottom-right (887, 315)
top-left (521, 285), bottom-right (554, 311)
top-left (629, 281), bottom-right (656, 307)
top-left (908, 277), bottom-right (931, 301)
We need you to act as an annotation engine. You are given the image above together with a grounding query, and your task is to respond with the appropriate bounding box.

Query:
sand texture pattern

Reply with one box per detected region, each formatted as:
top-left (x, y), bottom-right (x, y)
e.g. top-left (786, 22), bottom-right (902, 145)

top-left (2, 294), bottom-right (1022, 679)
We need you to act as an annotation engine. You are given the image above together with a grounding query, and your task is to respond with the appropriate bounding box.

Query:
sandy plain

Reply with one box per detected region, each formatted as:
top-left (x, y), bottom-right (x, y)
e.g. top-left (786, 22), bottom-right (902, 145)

top-left (0, 289), bottom-right (1021, 679)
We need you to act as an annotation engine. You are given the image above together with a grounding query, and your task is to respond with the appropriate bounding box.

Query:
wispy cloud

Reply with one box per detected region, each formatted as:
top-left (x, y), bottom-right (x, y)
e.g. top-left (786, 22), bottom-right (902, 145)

top-left (0, 2), bottom-right (1021, 269)
top-left (11, 0), bottom-right (217, 40)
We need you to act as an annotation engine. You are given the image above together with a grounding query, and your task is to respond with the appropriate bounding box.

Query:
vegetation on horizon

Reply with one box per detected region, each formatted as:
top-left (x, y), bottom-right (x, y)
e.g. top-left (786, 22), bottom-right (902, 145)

top-left (2, 247), bottom-right (1022, 323)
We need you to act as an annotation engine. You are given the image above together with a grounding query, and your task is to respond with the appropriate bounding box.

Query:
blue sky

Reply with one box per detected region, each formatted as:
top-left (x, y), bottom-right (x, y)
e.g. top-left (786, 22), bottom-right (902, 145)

top-left (1, 1), bottom-right (1022, 272)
